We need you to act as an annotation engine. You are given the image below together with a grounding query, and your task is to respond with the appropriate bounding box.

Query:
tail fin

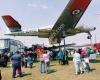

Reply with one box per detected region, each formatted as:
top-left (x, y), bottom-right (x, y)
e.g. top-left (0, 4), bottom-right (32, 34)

top-left (2, 15), bottom-right (22, 32)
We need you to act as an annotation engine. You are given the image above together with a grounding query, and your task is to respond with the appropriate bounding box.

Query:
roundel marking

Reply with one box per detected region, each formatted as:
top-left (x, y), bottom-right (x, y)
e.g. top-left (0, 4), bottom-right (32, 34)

top-left (72, 9), bottom-right (81, 15)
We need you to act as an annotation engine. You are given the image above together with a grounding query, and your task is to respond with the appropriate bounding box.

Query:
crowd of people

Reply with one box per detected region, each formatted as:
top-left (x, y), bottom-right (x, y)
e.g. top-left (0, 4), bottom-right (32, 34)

top-left (57, 48), bottom-right (69, 65)
top-left (0, 45), bottom-right (98, 79)
top-left (72, 47), bottom-right (94, 75)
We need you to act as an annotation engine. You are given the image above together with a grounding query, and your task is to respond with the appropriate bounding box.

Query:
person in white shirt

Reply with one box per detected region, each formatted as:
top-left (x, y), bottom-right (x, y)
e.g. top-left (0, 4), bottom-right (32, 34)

top-left (73, 50), bottom-right (82, 75)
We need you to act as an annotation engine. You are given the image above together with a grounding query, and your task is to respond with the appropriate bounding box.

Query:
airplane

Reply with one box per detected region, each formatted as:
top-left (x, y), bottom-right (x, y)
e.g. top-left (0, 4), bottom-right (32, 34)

top-left (2, 0), bottom-right (96, 45)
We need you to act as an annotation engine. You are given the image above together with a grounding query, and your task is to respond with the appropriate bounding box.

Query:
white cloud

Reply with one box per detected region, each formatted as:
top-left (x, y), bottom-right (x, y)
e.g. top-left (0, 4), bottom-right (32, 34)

top-left (40, 5), bottom-right (48, 9)
top-left (27, 3), bottom-right (48, 9)
top-left (27, 3), bottom-right (38, 8)
top-left (95, 11), bottom-right (100, 15)
top-left (95, 11), bottom-right (100, 20)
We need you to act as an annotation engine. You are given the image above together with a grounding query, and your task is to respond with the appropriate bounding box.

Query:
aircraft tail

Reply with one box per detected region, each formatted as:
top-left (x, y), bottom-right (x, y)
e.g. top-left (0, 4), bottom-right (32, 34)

top-left (2, 15), bottom-right (22, 32)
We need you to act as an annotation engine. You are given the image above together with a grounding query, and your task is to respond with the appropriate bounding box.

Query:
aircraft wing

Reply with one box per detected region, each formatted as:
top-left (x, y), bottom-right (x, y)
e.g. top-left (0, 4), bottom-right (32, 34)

top-left (49, 0), bottom-right (92, 44)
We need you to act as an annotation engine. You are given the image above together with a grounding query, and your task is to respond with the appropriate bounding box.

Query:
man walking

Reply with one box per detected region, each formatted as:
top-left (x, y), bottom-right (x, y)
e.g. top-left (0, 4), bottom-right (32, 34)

top-left (11, 51), bottom-right (22, 78)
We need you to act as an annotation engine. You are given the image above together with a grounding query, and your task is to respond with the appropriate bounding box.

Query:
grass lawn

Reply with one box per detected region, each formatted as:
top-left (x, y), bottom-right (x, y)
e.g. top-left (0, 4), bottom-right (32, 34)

top-left (1, 57), bottom-right (100, 80)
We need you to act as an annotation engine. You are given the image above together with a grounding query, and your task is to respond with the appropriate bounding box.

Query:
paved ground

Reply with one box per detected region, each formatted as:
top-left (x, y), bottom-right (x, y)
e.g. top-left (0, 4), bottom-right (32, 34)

top-left (1, 57), bottom-right (100, 80)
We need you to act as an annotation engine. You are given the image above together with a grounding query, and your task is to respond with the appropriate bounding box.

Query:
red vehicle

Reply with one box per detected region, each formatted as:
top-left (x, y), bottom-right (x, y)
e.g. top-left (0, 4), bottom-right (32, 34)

top-left (93, 43), bottom-right (100, 50)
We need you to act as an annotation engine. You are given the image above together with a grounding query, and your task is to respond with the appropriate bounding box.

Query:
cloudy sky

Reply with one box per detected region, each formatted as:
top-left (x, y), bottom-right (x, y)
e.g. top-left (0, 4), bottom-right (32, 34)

top-left (0, 0), bottom-right (100, 47)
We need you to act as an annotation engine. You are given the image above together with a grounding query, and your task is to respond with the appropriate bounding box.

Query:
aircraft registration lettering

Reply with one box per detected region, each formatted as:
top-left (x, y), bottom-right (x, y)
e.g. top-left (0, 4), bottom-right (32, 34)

top-left (50, 24), bottom-right (65, 39)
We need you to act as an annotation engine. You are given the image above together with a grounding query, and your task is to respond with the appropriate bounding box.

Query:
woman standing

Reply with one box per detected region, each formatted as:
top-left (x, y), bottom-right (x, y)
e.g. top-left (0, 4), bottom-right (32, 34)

top-left (57, 49), bottom-right (63, 65)
top-left (42, 50), bottom-right (50, 74)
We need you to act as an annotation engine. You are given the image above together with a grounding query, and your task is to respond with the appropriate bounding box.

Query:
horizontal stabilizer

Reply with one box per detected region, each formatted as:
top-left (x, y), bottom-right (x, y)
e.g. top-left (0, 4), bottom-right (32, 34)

top-left (2, 15), bottom-right (22, 32)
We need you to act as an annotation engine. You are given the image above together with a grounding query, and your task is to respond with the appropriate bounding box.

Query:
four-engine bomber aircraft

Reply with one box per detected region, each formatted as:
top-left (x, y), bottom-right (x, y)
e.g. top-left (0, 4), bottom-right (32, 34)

top-left (2, 0), bottom-right (95, 44)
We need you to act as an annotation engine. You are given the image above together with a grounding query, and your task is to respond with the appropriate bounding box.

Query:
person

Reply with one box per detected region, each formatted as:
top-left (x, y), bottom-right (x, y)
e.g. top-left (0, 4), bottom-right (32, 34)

top-left (40, 55), bottom-right (46, 73)
top-left (81, 48), bottom-right (91, 72)
top-left (65, 49), bottom-right (69, 64)
top-left (0, 70), bottom-right (2, 80)
top-left (3, 53), bottom-right (9, 67)
top-left (33, 52), bottom-right (37, 62)
top-left (42, 50), bottom-right (50, 73)
top-left (62, 48), bottom-right (69, 65)
top-left (24, 53), bottom-right (28, 68)
top-left (27, 55), bottom-right (33, 68)
top-left (11, 51), bottom-right (22, 78)
top-left (73, 50), bottom-right (82, 75)
top-left (86, 48), bottom-right (91, 57)
top-left (96, 50), bottom-right (100, 56)
top-left (57, 49), bottom-right (63, 65)
top-left (38, 47), bottom-right (45, 73)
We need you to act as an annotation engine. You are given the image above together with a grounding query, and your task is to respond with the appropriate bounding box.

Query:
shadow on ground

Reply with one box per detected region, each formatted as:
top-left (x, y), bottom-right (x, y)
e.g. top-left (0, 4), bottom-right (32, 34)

top-left (91, 68), bottom-right (96, 72)
top-left (22, 73), bottom-right (31, 77)
top-left (50, 64), bottom-right (56, 66)
top-left (90, 60), bottom-right (100, 63)
top-left (48, 69), bottom-right (57, 74)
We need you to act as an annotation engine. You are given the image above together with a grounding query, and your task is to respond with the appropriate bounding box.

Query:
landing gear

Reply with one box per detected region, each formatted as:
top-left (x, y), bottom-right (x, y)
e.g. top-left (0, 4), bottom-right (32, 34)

top-left (87, 32), bottom-right (92, 47)
top-left (63, 38), bottom-right (69, 65)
